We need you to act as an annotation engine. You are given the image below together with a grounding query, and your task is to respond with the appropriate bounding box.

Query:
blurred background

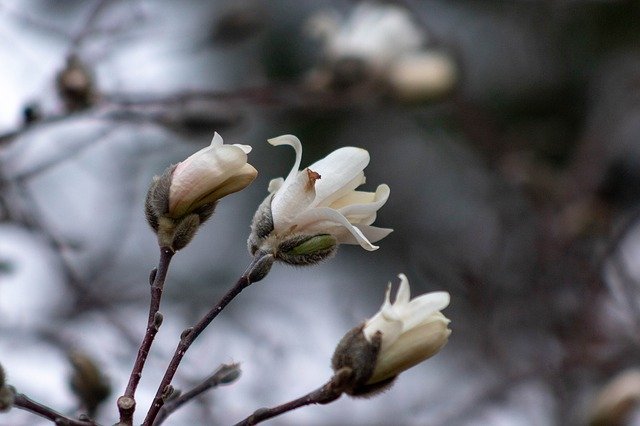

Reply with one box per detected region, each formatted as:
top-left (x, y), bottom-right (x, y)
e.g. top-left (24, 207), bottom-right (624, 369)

top-left (1, 0), bottom-right (640, 425)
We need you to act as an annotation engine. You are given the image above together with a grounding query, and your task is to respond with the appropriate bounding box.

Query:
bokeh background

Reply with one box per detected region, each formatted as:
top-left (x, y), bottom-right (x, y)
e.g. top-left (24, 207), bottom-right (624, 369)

top-left (1, 0), bottom-right (640, 425)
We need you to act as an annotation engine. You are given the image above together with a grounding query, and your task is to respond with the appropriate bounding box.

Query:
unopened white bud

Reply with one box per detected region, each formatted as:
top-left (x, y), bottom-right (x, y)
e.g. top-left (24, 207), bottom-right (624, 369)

top-left (332, 274), bottom-right (451, 396)
top-left (146, 132), bottom-right (257, 250)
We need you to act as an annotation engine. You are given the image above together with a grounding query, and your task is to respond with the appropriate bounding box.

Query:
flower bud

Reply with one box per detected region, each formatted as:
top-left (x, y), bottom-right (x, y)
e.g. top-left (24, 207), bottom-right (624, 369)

top-left (332, 274), bottom-right (450, 396)
top-left (245, 251), bottom-right (274, 283)
top-left (146, 133), bottom-right (257, 250)
top-left (331, 324), bottom-right (394, 397)
top-left (56, 54), bottom-right (96, 112)
top-left (216, 363), bottom-right (242, 384)
top-left (68, 351), bottom-right (111, 416)
top-left (0, 385), bottom-right (14, 413)
top-left (275, 234), bottom-right (338, 266)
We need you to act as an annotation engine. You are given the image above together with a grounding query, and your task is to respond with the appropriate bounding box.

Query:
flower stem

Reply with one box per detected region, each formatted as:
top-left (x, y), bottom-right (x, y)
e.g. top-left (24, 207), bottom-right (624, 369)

top-left (154, 363), bottom-right (241, 425)
top-left (143, 252), bottom-right (272, 426)
top-left (118, 246), bottom-right (174, 425)
top-left (13, 392), bottom-right (99, 426)
top-left (232, 374), bottom-right (346, 426)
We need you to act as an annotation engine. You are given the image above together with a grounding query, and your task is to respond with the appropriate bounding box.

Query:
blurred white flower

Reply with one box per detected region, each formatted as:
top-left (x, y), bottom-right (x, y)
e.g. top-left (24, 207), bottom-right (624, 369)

top-left (168, 132), bottom-right (257, 218)
top-left (388, 52), bottom-right (457, 102)
top-left (363, 273), bottom-right (451, 384)
top-left (308, 2), bottom-right (425, 71)
top-left (266, 134), bottom-right (391, 251)
top-left (589, 369), bottom-right (640, 426)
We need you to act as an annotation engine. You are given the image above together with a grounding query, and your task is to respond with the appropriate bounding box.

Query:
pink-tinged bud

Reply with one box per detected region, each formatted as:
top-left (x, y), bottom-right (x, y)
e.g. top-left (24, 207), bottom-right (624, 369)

top-left (145, 132), bottom-right (257, 250)
top-left (168, 133), bottom-right (257, 218)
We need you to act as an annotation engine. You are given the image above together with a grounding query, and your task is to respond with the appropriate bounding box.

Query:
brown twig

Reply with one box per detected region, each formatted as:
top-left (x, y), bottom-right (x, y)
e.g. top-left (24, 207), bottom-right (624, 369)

top-left (13, 392), bottom-right (99, 426)
top-left (143, 252), bottom-right (273, 426)
top-left (118, 246), bottom-right (174, 425)
top-left (154, 363), bottom-right (241, 425)
top-left (232, 374), bottom-right (346, 426)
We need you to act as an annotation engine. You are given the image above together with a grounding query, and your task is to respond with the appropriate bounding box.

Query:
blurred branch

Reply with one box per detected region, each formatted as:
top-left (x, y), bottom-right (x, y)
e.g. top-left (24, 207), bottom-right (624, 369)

top-left (154, 363), bottom-right (241, 425)
top-left (8, 182), bottom-right (140, 346)
top-left (13, 392), bottom-right (99, 426)
top-left (0, 2), bottom-right (69, 39)
top-left (69, 0), bottom-right (116, 51)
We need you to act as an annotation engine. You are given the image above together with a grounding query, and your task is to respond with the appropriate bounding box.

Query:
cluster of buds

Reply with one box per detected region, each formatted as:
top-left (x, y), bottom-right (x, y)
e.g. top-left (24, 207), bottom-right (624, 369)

top-left (144, 130), bottom-right (450, 408)
top-left (306, 2), bottom-right (457, 102)
top-left (145, 132), bottom-right (257, 250)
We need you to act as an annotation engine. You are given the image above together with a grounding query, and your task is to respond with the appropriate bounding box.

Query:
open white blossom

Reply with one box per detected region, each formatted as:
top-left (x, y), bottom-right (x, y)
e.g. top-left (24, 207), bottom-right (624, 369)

top-left (266, 134), bottom-right (391, 251)
top-left (363, 274), bottom-right (451, 384)
top-left (168, 132), bottom-right (257, 218)
top-left (308, 3), bottom-right (425, 71)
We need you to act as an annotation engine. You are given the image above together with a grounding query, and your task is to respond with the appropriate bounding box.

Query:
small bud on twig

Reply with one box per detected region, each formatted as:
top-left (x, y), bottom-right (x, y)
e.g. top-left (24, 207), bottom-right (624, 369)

top-left (245, 252), bottom-right (274, 283)
top-left (149, 268), bottom-right (158, 285)
top-left (153, 312), bottom-right (164, 329)
top-left (180, 328), bottom-right (193, 340)
top-left (161, 385), bottom-right (175, 402)
top-left (68, 351), bottom-right (111, 417)
top-left (217, 363), bottom-right (242, 384)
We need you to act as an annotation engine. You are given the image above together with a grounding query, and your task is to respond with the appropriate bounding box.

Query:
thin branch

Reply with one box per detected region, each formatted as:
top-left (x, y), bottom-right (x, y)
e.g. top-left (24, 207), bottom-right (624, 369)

top-left (154, 363), bottom-right (241, 425)
top-left (13, 392), bottom-right (99, 426)
top-left (69, 0), bottom-right (115, 51)
top-left (118, 246), bottom-right (174, 425)
top-left (232, 376), bottom-right (345, 426)
top-left (143, 252), bottom-right (273, 426)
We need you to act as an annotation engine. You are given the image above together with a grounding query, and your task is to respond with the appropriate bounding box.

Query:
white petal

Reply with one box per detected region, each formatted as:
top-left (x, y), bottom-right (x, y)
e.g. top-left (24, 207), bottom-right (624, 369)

top-left (169, 144), bottom-right (249, 216)
top-left (198, 163), bottom-right (257, 205)
top-left (308, 147), bottom-right (369, 206)
top-left (401, 291), bottom-right (450, 332)
top-left (364, 284), bottom-right (402, 345)
top-left (313, 172), bottom-right (365, 208)
top-left (271, 170), bottom-right (317, 232)
top-left (368, 315), bottom-right (450, 383)
top-left (292, 207), bottom-right (379, 250)
top-left (210, 132), bottom-right (224, 147)
top-left (268, 135), bottom-right (303, 182)
top-left (268, 177), bottom-right (284, 193)
top-left (394, 273), bottom-right (410, 306)
top-left (335, 224), bottom-right (393, 246)
top-left (336, 184), bottom-right (390, 220)
top-left (232, 143), bottom-right (253, 154)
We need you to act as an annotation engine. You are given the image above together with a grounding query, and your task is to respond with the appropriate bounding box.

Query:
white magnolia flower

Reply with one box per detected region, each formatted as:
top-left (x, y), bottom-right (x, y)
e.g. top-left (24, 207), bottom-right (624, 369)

top-left (266, 134), bottom-right (391, 251)
top-left (168, 132), bottom-right (257, 218)
top-left (363, 274), bottom-right (451, 384)
top-left (309, 3), bottom-right (425, 71)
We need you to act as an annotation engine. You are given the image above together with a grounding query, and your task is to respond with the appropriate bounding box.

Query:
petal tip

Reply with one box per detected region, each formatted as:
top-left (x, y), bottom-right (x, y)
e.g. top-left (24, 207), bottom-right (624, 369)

top-left (210, 132), bottom-right (223, 146)
top-left (268, 134), bottom-right (301, 147)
